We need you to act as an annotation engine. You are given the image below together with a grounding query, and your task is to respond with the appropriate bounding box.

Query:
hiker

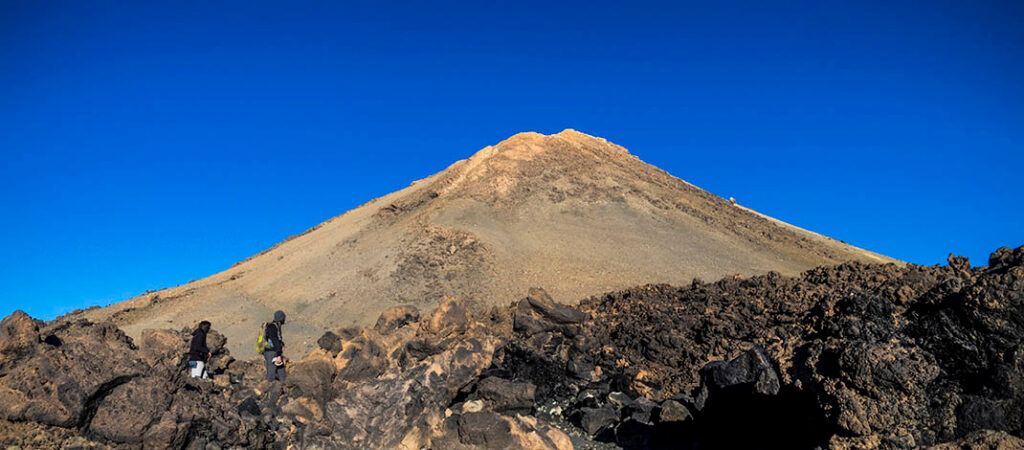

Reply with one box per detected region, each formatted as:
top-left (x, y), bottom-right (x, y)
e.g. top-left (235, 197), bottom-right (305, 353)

top-left (188, 320), bottom-right (212, 379)
top-left (263, 310), bottom-right (287, 382)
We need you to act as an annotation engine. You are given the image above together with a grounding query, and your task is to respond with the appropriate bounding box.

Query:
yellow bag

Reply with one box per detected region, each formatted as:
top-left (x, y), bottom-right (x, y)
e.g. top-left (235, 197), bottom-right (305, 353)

top-left (255, 322), bottom-right (268, 354)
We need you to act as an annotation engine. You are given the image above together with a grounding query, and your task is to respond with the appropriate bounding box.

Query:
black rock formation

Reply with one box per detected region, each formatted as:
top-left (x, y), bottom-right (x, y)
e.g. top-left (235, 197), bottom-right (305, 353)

top-left (2, 247), bottom-right (1023, 449)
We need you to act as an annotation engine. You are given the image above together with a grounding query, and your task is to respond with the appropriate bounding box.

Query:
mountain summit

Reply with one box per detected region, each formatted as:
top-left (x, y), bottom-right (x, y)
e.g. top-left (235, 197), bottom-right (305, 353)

top-left (83, 130), bottom-right (895, 354)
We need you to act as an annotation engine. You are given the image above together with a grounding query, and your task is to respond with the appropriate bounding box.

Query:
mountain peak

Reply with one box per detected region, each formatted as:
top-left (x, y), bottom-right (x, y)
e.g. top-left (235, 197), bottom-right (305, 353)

top-left (553, 128), bottom-right (609, 142)
top-left (439, 129), bottom-right (637, 201)
top-left (468, 129), bottom-right (630, 165)
top-left (82, 131), bottom-right (896, 356)
top-left (509, 128), bottom-right (621, 148)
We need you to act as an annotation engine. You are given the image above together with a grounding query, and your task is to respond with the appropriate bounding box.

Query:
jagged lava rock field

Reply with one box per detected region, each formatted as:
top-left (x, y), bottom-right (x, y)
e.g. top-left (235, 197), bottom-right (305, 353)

top-left (1, 247), bottom-right (1022, 449)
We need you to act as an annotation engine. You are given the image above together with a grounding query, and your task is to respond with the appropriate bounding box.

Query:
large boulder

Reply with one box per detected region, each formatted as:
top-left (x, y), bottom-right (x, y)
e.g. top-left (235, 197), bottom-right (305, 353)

top-left (573, 406), bottom-right (618, 435)
top-left (317, 331), bottom-right (343, 356)
top-left (512, 288), bottom-right (587, 336)
top-left (698, 346), bottom-right (780, 396)
top-left (0, 315), bottom-right (265, 448)
top-left (988, 246), bottom-right (1024, 271)
top-left (85, 376), bottom-right (172, 443)
top-left (658, 399), bottom-right (691, 423)
top-left (0, 310), bottom-right (40, 365)
top-left (435, 411), bottom-right (572, 450)
top-left (420, 296), bottom-right (470, 338)
top-left (928, 430), bottom-right (1024, 449)
top-left (0, 319), bottom-right (146, 427)
top-left (285, 357), bottom-right (336, 406)
top-left (456, 411), bottom-right (512, 448)
top-left (374, 305), bottom-right (420, 334)
top-left (522, 288), bottom-right (587, 324)
top-left (471, 377), bottom-right (536, 412)
top-left (312, 335), bottom-right (499, 448)
top-left (206, 328), bottom-right (228, 354)
top-left (140, 328), bottom-right (186, 367)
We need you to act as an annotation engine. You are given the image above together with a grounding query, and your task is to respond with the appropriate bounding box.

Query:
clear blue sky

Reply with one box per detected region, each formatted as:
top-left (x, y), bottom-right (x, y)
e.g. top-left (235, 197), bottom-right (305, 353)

top-left (2, 1), bottom-right (1022, 320)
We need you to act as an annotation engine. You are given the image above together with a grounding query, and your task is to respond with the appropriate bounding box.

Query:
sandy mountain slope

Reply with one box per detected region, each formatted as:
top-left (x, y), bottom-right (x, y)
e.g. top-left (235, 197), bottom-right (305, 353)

top-left (81, 130), bottom-right (897, 355)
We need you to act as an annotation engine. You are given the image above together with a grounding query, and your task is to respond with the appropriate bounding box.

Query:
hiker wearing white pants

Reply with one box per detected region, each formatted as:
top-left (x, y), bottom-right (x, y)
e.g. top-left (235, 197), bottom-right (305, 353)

top-left (188, 320), bottom-right (212, 379)
top-left (190, 360), bottom-right (208, 379)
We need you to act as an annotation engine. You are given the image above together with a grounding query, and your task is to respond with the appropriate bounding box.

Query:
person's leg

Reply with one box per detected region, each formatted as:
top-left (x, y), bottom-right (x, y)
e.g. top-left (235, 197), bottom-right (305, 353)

top-left (200, 361), bottom-right (209, 379)
top-left (264, 352), bottom-right (276, 382)
top-left (276, 363), bottom-right (287, 382)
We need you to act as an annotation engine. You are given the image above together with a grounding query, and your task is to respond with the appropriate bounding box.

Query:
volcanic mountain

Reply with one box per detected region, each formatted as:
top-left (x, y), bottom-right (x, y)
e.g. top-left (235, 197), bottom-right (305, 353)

top-left (81, 130), bottom-right (895, 355)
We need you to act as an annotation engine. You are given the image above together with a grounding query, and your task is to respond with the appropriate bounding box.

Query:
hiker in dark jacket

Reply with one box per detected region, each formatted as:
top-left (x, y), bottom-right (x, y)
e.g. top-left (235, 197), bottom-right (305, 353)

top-left (188, 321), bottom-right (212, 379)
top-left (263, 311), bottom-right (287, 382)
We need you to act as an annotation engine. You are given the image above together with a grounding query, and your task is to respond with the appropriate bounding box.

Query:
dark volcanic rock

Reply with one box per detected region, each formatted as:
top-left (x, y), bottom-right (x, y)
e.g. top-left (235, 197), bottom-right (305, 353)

top-left (699, 346), bottom-right (780, 395)
top-left (0, 311), bottom-right (40, 365)
top-left (435, 410), bottom-right (572, 450)
top-left (989, 246), bottom-right (1024, 270)
top-left (658, 399), bottom-right (691, 423)
top-left (0, 320), bottom-right (147, 428)
top-left (373, 305), bottom-right (420, 333)
top-left (607, 391), bottom-right (632, 409)
top-left (316, 330), bottom-right (342, 356)
top-left (472, 376), bottom-right (536, 412)
top-left (285, 357), bottom-right (336, 404)
top-left (494, 247), bottom-right (1024, 449)
top-left (315, 336), bottom-right (498, 448)
top-left (574, 406), bottom-right (618, 435)
top-left (86, 376), bottom-right (171, 443)
top-left (405, 338), bottom-right (445, 360)
top-left (929, 429), bottom-right (1024, 449)
top-left (523, 287), bottom-right (588, 324)
top-left (512, 287), bottom-right (588, 337)
top-left (237, 396), bottom-right (261, 416)
top-left (0, 319), bottom-right (274, 448)
top-left (457, 411), bottom-right (513, 448)
top-left (2, 246), bottom-right (1023, 449)
top-left (626, 396), bottom-right (657, 425)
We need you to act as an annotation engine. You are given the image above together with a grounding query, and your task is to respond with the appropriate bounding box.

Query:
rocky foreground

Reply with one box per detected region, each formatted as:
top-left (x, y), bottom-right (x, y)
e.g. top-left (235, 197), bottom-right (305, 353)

top-left (2, 247), bottom-right (1023, 449)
